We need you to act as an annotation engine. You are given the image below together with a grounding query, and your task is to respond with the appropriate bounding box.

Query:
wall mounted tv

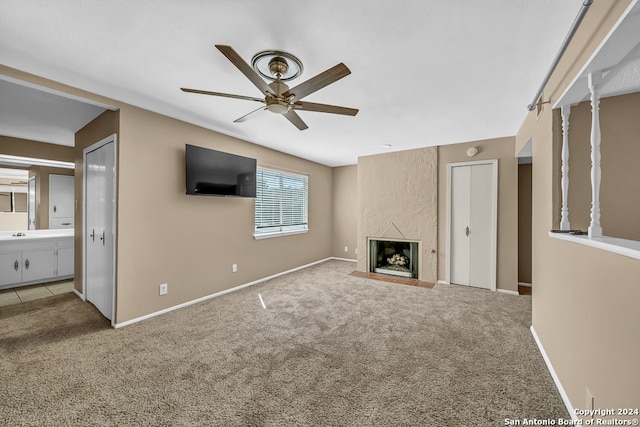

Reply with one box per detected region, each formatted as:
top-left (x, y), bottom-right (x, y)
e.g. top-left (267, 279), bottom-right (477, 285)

top-left (185, 144), bottom-right (256, 197)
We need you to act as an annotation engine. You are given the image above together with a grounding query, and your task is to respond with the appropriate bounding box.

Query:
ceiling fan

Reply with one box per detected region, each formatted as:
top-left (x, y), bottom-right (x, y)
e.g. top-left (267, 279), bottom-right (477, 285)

top-left (181, 45), bottom-right (358, 130)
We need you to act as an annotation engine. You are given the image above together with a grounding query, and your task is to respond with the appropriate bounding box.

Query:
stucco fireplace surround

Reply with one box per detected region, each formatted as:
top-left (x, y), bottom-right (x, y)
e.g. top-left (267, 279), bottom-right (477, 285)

top-left (356, 147), bottom-right (438, 283)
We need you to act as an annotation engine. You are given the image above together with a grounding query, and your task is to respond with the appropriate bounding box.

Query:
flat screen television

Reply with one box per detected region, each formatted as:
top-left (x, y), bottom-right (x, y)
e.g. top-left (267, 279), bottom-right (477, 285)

top-left (185, 144), bottom-right (256, 197)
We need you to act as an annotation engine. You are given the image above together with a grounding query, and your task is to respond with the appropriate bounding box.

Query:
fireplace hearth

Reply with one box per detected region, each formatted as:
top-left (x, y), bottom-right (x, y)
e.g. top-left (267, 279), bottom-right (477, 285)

top-left (369, 239), bottom-right (419, 279)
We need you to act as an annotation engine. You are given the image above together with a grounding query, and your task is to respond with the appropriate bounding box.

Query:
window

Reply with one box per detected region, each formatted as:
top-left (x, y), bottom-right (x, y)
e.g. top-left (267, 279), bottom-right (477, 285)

top-left (254, 167), bottom-right (308, 239)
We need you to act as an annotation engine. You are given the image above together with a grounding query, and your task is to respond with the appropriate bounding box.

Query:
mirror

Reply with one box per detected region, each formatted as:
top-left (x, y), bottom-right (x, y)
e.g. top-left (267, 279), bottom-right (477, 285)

top-left (0, 168), bottom-right (28, 231)
top-left (0, 161), bottom-right (75, 232)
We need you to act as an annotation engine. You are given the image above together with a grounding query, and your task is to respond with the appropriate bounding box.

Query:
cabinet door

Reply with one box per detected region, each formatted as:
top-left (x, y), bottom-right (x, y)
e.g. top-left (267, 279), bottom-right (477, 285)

top-left (0, 252), bottom-right (22, 286)
top-left (57, 247), bottom-right (74, 277)
top-left (49, 175), bottom-right (74, 222)
top-left (21, 249), bottom-right (55, 282)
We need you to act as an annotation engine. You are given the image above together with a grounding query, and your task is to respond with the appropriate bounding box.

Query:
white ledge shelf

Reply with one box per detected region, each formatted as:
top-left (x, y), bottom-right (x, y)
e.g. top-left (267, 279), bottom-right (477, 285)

top-left (549, 231), bottom-right (640, 260)
top-left (254, 229), bottom-right (308, 240)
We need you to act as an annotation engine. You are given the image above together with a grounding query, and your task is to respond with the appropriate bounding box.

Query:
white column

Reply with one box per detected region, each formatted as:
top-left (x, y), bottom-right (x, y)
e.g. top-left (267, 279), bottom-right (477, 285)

top-left (588, 72), bottom-right (602, 238)
top-left (560, 105), bottom-right (571, 231)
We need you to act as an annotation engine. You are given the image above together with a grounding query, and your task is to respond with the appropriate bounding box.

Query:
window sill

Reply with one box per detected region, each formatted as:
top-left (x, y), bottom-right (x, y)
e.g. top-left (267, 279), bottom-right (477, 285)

top-left (254, 229), bottom-right (308, 240)
top-left (548, 231), bottom-right (640, 260)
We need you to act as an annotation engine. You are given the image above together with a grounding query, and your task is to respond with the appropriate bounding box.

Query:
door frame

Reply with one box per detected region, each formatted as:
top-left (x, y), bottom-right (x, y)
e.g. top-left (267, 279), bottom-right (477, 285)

top-left (82, 133), bottom-right (117, 326)
top-left (445, 159), bottom-right (498, 291)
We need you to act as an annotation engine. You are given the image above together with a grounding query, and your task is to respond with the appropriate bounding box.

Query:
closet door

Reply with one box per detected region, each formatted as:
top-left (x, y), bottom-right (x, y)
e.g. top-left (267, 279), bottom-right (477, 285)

top-left (84, 137), bottom-right (115, 321)
top-left (450, 166), bottom-right (471, 286)
top-left (448, 161), bottom-right (497, 290)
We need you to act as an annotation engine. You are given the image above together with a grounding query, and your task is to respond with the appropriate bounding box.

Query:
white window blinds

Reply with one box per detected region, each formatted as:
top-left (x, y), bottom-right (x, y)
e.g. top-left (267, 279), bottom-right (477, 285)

top-left (255, 167), bottom-right (308, 236)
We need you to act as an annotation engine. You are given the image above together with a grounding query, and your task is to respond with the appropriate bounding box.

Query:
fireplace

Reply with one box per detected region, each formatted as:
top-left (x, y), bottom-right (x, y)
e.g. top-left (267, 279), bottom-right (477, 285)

top-left (369, 238), bottom-right (419, 279)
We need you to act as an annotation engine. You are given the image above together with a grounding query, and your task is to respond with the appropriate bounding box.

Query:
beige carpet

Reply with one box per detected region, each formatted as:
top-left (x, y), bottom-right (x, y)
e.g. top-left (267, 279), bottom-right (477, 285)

top-left (0, 260), bottom-right (567, 426)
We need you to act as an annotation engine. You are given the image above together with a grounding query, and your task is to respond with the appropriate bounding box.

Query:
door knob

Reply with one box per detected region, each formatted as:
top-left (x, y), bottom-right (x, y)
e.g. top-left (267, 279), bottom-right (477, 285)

top-left (25, 258), bottom-right (30, 270)
top-left (100, 230), bottom-right (105, 246)
top-left (14, 260), bottom-right (19, 271)
top-left (90, 229), bottom-right (96, 242)
top-left (466, 226), bottom-right (470, 237)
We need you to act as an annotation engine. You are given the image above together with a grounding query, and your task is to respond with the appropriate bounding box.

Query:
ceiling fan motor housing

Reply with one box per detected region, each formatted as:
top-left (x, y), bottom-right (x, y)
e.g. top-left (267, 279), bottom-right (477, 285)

top-left (268, 57), bottom-right (289, 79)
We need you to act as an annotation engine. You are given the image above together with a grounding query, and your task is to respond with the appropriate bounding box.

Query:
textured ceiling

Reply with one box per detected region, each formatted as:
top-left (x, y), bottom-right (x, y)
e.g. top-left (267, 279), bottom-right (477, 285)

top-left (0, 0), bottom-right (588, 166)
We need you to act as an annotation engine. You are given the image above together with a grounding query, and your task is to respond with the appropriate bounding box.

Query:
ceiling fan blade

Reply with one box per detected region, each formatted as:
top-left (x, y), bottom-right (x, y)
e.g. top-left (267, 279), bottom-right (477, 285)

top-left (234, 106), bottom-right (267, 123)
top-left (181, 88), bottom-right (265, 103)
top-left (283, 63), bottom-right (351, 102)
top-left (293, 101), bottom-right (358, 116)
top-left (215, 45), bottom-right (274, 96)
top-left (283, 109), bottom-right (309, 131)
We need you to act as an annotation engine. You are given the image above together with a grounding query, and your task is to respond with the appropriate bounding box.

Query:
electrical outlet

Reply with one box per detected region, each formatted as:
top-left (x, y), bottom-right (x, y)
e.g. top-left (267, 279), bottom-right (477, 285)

top-left (159, 283), bottom-right (168, 296)
top-left (232, 264), bottom-right (237, 273)
top-left (344, 246), bottom-right (348, 253)
top-left (355, 248), bottom-right (358, 255)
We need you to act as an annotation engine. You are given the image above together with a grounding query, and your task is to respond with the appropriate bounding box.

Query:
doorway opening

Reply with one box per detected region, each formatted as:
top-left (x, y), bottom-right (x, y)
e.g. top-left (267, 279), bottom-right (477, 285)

top-left (517, 139), bottom-right (533, 296)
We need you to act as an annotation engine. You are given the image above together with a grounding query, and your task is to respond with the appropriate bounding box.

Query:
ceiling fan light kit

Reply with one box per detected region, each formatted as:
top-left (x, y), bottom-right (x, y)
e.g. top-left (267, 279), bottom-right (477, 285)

top-left (180, 44), bottom-right (358, 130)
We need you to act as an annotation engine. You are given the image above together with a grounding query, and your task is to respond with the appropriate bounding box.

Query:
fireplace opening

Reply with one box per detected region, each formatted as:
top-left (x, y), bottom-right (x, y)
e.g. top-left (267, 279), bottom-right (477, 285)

top-left (369, 239), bottom-right (419, 279)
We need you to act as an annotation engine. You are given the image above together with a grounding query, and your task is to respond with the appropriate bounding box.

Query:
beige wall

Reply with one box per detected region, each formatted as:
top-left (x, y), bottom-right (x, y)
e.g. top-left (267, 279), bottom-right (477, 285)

top-left (0, 135), bottom-right (75, 163)
top-left (516, 0), bottom-right (639, 416)
top-left (332, 165), bottom-right (358, 260)
top-left (115, 104), bottom-right (333, 322)
top-left (437, 137), bottom-right (518, 292)
top-left (0, 213), bottom-right (27, 231)
top-left (357, 147), bottom-right (438, 282)
top-left (518, 164), bottom-right (532, 284)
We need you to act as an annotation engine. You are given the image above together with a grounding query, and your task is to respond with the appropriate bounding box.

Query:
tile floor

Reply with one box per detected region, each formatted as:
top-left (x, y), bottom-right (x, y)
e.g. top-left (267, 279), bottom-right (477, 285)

top-left (0, 280), bottom-right (75, 307)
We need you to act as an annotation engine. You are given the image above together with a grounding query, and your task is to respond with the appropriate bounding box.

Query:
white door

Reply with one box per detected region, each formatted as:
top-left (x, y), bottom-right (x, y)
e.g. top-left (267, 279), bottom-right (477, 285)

top-left (27, 177), bottom-right (36, 230)
top-left (84, 137), bottom-right (116, 321)
top-left (448, 161), bottom-right (497, 290)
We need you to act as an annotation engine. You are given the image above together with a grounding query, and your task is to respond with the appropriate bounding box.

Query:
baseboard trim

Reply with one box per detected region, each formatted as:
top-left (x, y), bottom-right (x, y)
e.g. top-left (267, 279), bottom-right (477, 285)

top-left (497, 289), bottom-right (520, 296)
top-left (518, 282), bottom-right (532, 287)
top-left (114, 257), bottom-right (334, 328)
top-left (73, 289), bottom-right (85, 301)
top-left (530, 325), bottom-right (577, 421)
top-left (330, 257), bottom-right (357, 263)
top-left (436, 280), bottom-right (449, 285)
